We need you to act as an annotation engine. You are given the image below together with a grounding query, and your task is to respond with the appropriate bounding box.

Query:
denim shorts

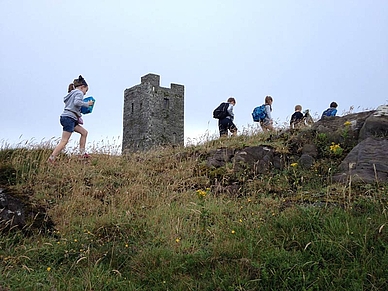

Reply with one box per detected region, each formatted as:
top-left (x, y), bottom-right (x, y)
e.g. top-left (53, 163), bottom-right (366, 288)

top-left (60, 116), bottom-right (78, 133)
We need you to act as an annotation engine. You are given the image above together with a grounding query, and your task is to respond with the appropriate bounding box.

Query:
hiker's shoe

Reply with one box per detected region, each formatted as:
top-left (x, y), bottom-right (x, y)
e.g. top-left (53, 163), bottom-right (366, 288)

top-left (47, 156), bottom-right (56, 165)
top-left (81, 153), bottom-right (91, 159)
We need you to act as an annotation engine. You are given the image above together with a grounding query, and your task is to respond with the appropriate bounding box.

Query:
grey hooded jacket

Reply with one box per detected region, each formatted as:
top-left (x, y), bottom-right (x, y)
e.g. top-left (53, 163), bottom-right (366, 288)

top-left (61, 89), bottom-right (89, 120)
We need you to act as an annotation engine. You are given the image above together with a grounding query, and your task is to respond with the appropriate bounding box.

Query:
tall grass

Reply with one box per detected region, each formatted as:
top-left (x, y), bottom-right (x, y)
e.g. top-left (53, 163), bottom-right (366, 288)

top-left (0, 133), bottom-right (387, 291)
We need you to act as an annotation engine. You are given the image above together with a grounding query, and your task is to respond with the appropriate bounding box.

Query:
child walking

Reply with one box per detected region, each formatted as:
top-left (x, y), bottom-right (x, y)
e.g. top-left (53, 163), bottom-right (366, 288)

top-left (218, 97), bottom-right (238, 137)
top-left (290, 105), bottom-right (304, 130)
top-left (260, 95), bottom-right (274, 131)
top-left (48, 75), bottom-right (94, 163)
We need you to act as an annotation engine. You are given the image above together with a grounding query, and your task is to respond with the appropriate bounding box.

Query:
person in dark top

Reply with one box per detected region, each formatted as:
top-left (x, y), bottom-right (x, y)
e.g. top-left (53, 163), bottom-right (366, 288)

top-left (219, 97), bottom-right (237, 137)
top-left (290, 105), bottom-right (304, 130)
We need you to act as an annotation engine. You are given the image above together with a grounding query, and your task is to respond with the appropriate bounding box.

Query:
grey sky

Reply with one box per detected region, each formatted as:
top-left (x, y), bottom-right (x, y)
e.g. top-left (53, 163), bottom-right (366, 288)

top-left (1, 0), bottom-right (387, 150)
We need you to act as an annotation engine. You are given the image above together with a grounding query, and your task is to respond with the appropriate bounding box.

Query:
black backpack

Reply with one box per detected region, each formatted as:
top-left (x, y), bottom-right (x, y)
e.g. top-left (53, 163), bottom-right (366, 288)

top-left (213, 102), bottom-right (229, 119)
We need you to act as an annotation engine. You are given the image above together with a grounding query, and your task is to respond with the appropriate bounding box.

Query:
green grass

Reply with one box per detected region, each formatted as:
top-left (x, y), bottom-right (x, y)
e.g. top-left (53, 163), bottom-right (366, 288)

top-left (0, 132), bottom-right (387, 290)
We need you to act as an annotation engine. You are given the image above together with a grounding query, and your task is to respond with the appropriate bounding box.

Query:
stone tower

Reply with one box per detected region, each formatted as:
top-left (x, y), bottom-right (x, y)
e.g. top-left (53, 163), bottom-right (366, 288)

top-left (122, 73), bottom-right (184, 152)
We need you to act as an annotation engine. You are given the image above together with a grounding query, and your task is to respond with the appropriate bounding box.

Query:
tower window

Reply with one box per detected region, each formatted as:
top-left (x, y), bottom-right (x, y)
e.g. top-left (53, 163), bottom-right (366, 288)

top-left (164, 98), bottom-right (170, 109)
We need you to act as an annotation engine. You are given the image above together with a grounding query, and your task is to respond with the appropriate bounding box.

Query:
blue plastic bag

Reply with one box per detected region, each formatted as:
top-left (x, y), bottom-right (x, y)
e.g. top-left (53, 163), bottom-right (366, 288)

top-left (81, 96), bottom-right (95, 114)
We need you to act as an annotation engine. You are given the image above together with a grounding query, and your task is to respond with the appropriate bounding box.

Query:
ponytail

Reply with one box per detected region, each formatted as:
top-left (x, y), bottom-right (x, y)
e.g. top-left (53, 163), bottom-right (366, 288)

top-left (68, 83), bottom-right (75, 93)
top-left (68, 75), bottom-right (88, 92)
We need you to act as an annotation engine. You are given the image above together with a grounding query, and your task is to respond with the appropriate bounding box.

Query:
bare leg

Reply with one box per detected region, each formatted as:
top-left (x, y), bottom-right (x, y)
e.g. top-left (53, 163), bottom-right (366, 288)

top-left (49, 131), bottom-right (72, 160)
top-left (260, 122), bottom-right (274, 132)
top-left (74, 125), bottom-right (88, 153)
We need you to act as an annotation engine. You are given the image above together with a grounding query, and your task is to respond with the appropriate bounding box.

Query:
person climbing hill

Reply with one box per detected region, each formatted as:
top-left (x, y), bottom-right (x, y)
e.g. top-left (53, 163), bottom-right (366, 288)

top-left (48, 75), bottom-right (94, 164)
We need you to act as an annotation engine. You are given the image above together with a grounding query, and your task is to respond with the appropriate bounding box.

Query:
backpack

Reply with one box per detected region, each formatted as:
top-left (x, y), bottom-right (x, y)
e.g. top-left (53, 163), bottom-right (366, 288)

top-left (213, 102), bottom-right (229, 119)
top-left (321, 108), bottom-right (334, 118)
top-left (252, 104), bottom-right (267, 122)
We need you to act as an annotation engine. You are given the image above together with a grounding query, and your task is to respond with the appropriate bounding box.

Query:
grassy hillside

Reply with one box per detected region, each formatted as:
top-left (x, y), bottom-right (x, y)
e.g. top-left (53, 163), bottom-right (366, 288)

top-left (0, 131), bottom-right (387, 291)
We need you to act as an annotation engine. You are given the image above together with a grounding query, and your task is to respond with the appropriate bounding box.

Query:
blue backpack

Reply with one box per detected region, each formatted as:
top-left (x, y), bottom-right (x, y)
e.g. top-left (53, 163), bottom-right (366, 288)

top-left (252, 104), bottom-right (267, 122)
top-left (321, 108), bottom-right (336, 118)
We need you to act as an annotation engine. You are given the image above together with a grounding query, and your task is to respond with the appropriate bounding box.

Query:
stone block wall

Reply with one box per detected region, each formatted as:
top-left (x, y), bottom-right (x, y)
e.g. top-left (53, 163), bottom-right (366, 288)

top-left (122, 73), bottom-right (184, 152)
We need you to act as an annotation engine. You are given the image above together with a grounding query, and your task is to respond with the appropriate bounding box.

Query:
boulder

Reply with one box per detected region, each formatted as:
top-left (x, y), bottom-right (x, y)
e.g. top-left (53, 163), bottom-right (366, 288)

top-left (302, 144), bottom-right (318, 158)
top-left (0, 187), bottom-right (55, 233)
top-left (298, 154), bottom-right (315, 169)
top-left (333, 137), bottom-right (388, 183)
top-left (207, 148), bottom-right (235, 168)
top-left (233, 146), bottom-right (281, 174)
top-left (359, 105), bottom-right (388, 141)
top-left (0, 188), bottom-right (25, 230)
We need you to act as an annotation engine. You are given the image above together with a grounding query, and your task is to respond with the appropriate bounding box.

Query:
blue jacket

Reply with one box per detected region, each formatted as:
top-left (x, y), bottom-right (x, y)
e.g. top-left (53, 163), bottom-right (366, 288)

top-left (321, 107), bottom-right (337, 118)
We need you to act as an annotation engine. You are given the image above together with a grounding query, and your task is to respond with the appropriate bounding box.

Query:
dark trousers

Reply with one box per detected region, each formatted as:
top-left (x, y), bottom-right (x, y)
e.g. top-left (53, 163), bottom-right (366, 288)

top-left (219, 118), bottom-right (237, 137)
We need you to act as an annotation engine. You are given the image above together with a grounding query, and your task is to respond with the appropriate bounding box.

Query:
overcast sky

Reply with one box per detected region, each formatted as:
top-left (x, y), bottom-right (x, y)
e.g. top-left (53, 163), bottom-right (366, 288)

top-left (1, 0), bottom-right (387, 151)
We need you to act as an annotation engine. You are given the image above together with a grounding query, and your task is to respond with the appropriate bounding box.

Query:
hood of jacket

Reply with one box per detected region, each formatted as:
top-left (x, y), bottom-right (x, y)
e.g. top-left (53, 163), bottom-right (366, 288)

top-left (64, 89), bottom-right (79, 102)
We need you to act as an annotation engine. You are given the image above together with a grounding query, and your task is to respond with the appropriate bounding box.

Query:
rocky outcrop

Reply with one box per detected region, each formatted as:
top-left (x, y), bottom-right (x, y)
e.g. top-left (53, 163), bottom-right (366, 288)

top-left (0, 188), bottom-right (25, 230)
top-left (0, 187), bottom-right (54, 234)
top-left (359, 106), bottom-right (388, 141)
top-left (233, 146), bottom-right (283, 173)
top-left (206, 105), bottom-right (388, 185)
top-left (333, 137), bottom-right (388, 183)
top-left (206, 148), bottom-right (235, 168)
top-left (331, 105), bottom-right (388, 183)
top-left (207, 145), bottom-right (283, 175)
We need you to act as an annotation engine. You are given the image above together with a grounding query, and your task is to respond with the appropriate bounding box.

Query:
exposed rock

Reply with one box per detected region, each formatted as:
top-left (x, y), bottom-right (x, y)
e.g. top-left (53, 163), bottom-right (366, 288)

top-left (359, 105), bottom-right (388, 141)
top-left (206, 148), bottom-right (235, 168)
top-left (298, 154), bottom-right (315, 169)
top-left (204, 106), bottom-right (388, 185)
top-left (233, 146), bottom-right (278, 174)
top-left (0, 188), bottom-right (25, 230)
top-left (0, 187), bottom-right (55, 233)
top-left (302, 144), bottom-right (318, 158)
top-left (313, 111), bottom-right (373, 134)
top-left (333, 137), bottom-right (388, 183)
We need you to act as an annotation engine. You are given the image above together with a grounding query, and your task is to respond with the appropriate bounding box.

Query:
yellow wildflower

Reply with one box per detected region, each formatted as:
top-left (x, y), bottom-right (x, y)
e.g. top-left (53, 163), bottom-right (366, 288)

top-left (291, 162), bottom-right (298, 168)
top-left (329, 143), bottom-right (343, 155)
top-left (196, 189), bottom-right (207, 198)
top-left (344, 121), bottom-right (352, 126)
